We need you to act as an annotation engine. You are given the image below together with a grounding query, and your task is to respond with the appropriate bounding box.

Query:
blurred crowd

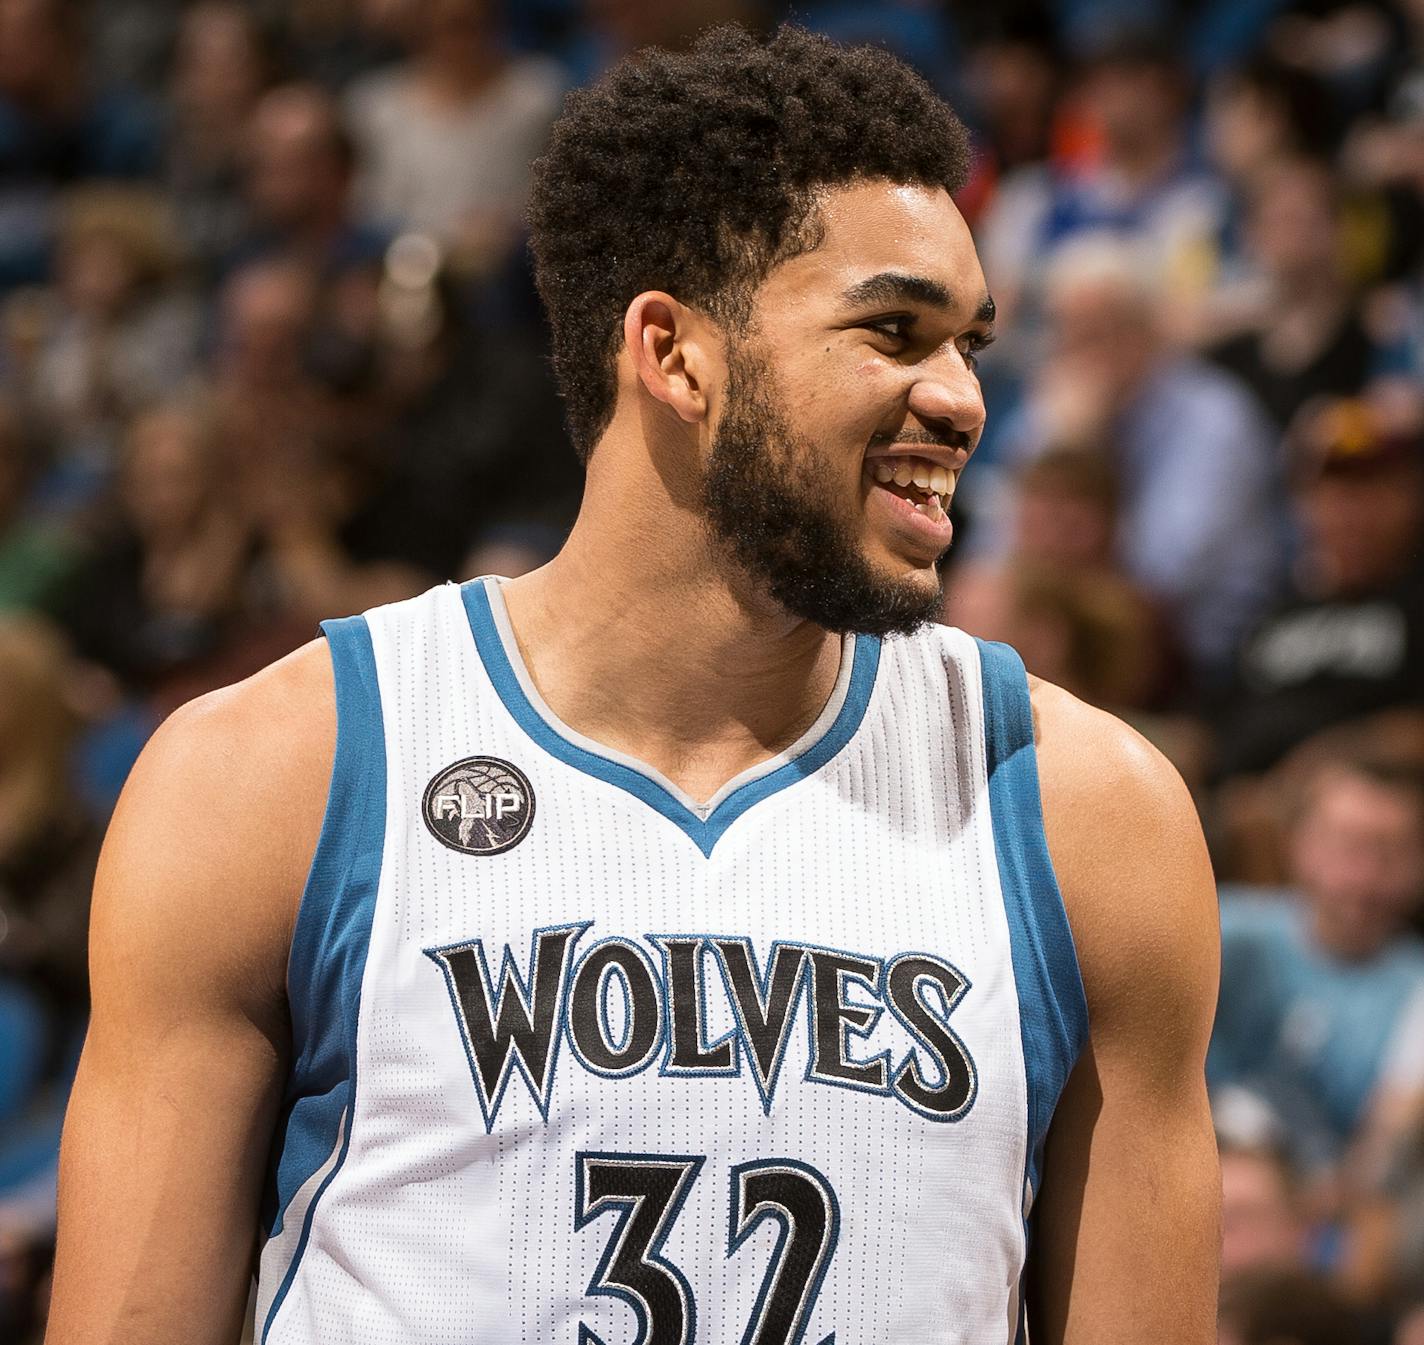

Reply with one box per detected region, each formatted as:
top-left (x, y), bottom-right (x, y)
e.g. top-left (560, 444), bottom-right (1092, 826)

top-left (0, 0), bottom-right (1421, 1340)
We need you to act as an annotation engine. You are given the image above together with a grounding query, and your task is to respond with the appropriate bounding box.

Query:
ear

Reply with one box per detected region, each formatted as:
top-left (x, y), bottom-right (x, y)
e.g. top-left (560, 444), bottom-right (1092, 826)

top-left (623, 291), bottom-right (717, 425)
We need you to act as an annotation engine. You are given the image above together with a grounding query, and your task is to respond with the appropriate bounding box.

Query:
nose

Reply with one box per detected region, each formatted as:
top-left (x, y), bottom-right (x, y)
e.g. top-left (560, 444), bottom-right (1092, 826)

top-left (905, 349), bottom-right (986, 448)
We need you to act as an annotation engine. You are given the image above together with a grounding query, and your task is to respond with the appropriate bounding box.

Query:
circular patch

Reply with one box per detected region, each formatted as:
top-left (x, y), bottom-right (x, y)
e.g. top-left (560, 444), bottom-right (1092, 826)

top-left (422, 756), bottom-right (536, 856)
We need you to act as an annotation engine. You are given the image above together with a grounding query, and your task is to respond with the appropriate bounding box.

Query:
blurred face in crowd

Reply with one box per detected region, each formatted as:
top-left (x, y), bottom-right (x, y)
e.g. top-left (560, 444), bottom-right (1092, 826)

top-left (121, 408), bottom-right (217, 540)
top-left (217, 261), bottom-right (318, 387)
top-left (246, 87), bottom-right (350, 231)
top-left (172, 2), bottom-right (266, 124)
top-left (1219, 1148), bottom-right (1306, 1278)
top-left (1247, 161), bottom-right (1340, 287)
top-left (59, 230), bottom-right (142, 319)
top-left (1206, 75), bottom-right (1294, 182)
top-left (1299, 458), bottom-right (1424, 595)
top-left (1291, 766), bottom-right (1424, 960)
top-left (968, 40), bottom-right (1056, 165)
top-left (1014, 461), bottom-right (1117, 569)
top-left (0, 0), bottom-right (73, 103)
top-left (1044, 275), bottom-right (1158, 408)
top-left (1082, 57), bottom-right (1185, 164)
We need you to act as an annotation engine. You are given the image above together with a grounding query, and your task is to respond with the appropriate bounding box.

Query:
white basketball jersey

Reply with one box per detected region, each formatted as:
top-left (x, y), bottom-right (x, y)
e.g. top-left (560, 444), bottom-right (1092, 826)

top-left (254, 578), bottom-right (1087, 1345)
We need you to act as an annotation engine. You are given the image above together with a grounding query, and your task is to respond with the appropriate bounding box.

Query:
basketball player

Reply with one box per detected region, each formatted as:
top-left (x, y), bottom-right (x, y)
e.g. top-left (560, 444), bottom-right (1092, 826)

top-left (46, 25), bottom-right (1219, 1345)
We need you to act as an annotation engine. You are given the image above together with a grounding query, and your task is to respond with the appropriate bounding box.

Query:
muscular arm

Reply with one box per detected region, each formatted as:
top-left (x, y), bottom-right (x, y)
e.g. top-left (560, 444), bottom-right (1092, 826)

top-left (45, 643), bottom-right (334, 1345)
top-left (1027, 680), bottom-right (1221, 1344)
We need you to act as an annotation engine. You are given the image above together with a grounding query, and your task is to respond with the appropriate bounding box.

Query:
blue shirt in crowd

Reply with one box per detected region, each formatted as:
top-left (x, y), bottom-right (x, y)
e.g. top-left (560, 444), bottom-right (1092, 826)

top-left (1209, 888), bottom-right (1424, 1165)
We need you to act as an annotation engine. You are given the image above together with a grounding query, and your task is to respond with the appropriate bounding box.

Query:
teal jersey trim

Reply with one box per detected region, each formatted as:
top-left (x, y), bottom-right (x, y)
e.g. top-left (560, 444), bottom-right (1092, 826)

top-left (260, 614), bottom-right (386, 1341)
top-left (462, 580), bottom-right (880, 857)
top-left (975, 637), bottom-right (1089, 1328)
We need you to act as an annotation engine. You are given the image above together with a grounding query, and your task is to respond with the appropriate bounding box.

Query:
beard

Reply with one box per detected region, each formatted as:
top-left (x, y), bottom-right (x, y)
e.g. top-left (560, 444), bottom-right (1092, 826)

top-left (699, 348), bottom-right (947, 638)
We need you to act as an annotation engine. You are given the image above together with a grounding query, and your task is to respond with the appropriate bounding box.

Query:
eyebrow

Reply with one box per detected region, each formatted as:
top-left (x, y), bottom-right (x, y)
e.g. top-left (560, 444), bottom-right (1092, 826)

top-left (841, 271), bottom-right (996, 326)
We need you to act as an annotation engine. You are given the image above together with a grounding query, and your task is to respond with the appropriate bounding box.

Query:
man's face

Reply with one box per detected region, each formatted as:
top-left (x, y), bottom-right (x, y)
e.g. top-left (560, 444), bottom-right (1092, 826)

top-left (247, 97), bottom-right (345, 229)
top-left (1301, 463), bottom-right (1424, 594)
top-left (1219, 1150), bottom-right (1304, 1278)
top-left (701, 182), bottom-right (991, 636)
top-left (1291, 768), bottom-right (1424, 959)
top-left (1044, 279), bottom-right (1155, 407)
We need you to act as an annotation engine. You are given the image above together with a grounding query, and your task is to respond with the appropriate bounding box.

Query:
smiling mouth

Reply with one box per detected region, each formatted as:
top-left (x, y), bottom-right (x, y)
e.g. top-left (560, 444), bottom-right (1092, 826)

top-left (864, 455), bottom-right (954, 520)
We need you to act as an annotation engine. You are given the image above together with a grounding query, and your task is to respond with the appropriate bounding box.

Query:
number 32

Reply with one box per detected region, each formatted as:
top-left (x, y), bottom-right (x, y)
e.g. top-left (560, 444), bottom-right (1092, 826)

top-left (575, 1152), bottom-right (840, 1345)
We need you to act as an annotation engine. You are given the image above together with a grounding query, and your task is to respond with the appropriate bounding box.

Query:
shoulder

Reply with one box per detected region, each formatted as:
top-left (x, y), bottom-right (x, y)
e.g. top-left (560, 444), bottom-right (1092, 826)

top-left (93, 639), bottom-right (337, 1010)
top-left (1028, 673), bottom-right (1195, 848)
top-left (1027, 675), bottom-right (1219, 1038)
top-left (132, 637), bottom-right (335, 821)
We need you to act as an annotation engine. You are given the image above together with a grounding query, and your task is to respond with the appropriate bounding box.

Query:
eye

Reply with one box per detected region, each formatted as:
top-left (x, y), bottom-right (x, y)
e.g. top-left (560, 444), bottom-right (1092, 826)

top-left (957, 331), bottom-right (995, 372)
top-left (863, 315), bottom-right (913, 344)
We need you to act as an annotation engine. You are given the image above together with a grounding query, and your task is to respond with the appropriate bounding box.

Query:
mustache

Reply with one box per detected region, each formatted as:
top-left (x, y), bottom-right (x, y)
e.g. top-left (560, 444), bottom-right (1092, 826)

top-left (870, 428), bottom-right (973, 451)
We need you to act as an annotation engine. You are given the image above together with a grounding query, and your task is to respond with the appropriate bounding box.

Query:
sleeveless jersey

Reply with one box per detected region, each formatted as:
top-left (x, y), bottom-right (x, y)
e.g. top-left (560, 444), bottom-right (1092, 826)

top-left (254, 578), bottom-right (1088, 1345)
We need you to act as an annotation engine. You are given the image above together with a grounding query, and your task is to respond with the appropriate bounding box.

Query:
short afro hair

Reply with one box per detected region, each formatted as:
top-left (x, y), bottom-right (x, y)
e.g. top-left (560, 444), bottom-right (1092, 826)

top-left (527, 23), bottom-right (972, 461)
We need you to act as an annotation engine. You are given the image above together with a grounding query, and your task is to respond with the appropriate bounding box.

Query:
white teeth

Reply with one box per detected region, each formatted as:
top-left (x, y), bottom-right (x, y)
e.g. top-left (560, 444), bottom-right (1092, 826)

top-left (867, 456), bottom-right (954, 505)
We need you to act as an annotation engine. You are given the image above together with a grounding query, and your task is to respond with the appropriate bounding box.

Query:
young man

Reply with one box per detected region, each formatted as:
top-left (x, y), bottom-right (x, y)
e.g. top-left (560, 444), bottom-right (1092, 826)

top-left (46, 25), bottom-right (1220, 1345)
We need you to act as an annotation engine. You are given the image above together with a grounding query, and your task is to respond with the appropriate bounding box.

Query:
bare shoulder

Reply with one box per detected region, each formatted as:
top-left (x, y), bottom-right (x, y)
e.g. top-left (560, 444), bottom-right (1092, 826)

top-left (1026, 675), bottom-right (1218, 1039)
top-left (91, 639), bottom-right (336, 1022)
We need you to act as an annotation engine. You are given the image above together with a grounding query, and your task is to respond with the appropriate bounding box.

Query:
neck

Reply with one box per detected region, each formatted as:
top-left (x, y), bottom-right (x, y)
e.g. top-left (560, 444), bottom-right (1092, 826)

top-left (499, 443), bottom-right (844, 804)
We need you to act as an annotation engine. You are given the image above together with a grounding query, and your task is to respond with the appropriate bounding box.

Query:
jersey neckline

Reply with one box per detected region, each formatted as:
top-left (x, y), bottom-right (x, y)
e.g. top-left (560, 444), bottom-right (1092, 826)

top-left (460, 576), bottom-right (881, 856)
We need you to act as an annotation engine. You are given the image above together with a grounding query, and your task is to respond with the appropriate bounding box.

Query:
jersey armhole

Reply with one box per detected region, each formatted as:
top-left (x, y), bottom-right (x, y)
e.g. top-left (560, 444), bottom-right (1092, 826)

top-left (256, 614), bottom-right (387, 1341)
top-left (973, 639), bottom-right (1090, 1232)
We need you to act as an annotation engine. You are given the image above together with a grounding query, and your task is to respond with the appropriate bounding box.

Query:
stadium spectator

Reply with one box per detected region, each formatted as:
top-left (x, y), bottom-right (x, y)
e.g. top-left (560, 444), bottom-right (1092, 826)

top-left (0, 0), bottom-right (160, 293)
top-left (0, 616), bottom-right (97, 1013)
top-left (973, 35), bottom-right (1223, 334)
top-left (162, 1), bottom-right (273, 281)
top-left (282, 0), bottom-right (406, 91)
top-left (1209, 751), bottom-right (1424, 1174)
top-left (1219, 1138), bottom-right (1313, 1279)
top-left (234, 81), bottom-right (388, 282)
top-left (1207, 157), bottom-right (1386, 431)
top-left (996, 232), bottom-right (1287, 683)
top-left (0, 398), bottom-right (72, 614)
top-left (344, 0), bottom-right (563, 276)
top-left (1186, 59), bottom-right (1338, 345)
top-left (1213, 396), bottom-right (1424, 780)
top-left (946, 449), bottom-right (1169, 710)
top-left (52, 400), bottom-right (259, 699)
top-left (331, 239), bottom-right (580, 581)
top-left (0, 615), bottom-right (97, 1345)
top-left (20, 186), bottom-right (200, 496)
top-left (1217, 1267), bottom-right (1366, 1345)
top-left (207, 257), bottom-right (339, 504)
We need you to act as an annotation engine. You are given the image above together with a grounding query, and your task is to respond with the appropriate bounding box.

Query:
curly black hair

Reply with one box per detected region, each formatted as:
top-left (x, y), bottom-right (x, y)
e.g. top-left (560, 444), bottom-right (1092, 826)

top-left (527, 23), bottom-right (972, 461)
